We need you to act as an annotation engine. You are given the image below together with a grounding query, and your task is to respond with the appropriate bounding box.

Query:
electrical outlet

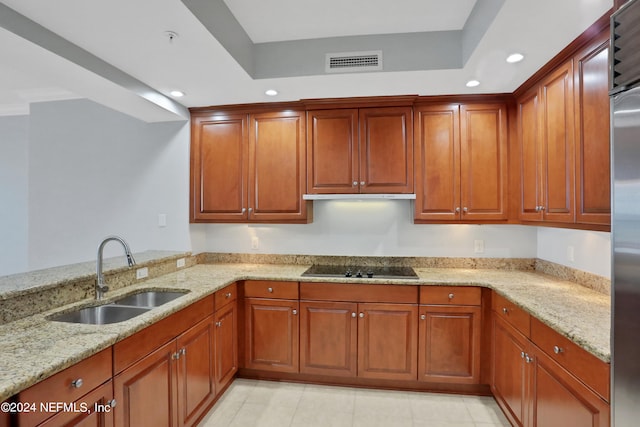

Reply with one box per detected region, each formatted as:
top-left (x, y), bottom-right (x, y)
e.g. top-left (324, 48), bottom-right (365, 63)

top-left (136, 267), bottom-right (149, 279)
top-left (176, 258), bottom-right (186, 268)
top-left (158, 213), bottom-right (167, 227)
top-left (567, 246), bottom-right (575, 262)
top-left (474, 239), bottom-right (485, 254)
top-left (251, 236), bottom-right (259, 250)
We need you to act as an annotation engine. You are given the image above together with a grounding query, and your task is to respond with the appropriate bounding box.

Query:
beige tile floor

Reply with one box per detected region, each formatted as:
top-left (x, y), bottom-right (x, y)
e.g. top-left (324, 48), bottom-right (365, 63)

top-left (198, 379), bottom-right (511, 427)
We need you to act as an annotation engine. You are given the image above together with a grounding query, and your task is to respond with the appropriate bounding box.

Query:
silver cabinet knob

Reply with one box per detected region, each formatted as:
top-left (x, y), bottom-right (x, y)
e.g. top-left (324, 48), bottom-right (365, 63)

top-left (420, 314), bottom-right (426, 320)
top-left (553, 346), bottom-right (563, 354)
top-left (521, 351), bottom-right (525, 359)
top-left (242, 208), bottom-right (246, 213)
top-left (359, 313), bottom-right (364, 318)
top-left (540, 206), bottom-right (546, 211)
top-left (216, 321), bottom-right (222, 327)
top-left (225, 292), bottom-right (232, 298)
top-left (360, 181), bottom-right (365, 186)
top-left (353, 181), bottom-right (358, 186)
top-left (455, 207), bottom-right (461, 213)
top-left (180, 348), bottom-right (186, 356)
top-left (108, 399), bottom-right (117, 408)
top-left (462, 207), bottom-right (468, 213)
top-left (448, 293), bottom-right (454, 300)
top-left (525, 354), bottom-right (534, 364)
top-left (351, 312), bottom-right (356, 318)
top-left (502, 307), bottom-right (508, 314)
top-left (71, 378), bottom-right (83, 388)
top-left (248, 207), bottom-right (253, 213)
top-left (535, 206), bottom-right (540, 212)
top-left (267, 287), bottom-right (273, 293)
top-left (292, 309), bottom-right (297, 315)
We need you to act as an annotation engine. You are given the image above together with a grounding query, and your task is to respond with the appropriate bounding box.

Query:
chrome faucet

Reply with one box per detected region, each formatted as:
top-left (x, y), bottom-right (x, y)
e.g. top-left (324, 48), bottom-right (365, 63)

top-left (96, 235), bottom-right (136, 300)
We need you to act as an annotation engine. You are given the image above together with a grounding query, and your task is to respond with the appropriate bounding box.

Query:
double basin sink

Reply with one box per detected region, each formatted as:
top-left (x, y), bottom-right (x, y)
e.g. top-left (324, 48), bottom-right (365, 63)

top-left (48, 290), bottom-right (189, 325)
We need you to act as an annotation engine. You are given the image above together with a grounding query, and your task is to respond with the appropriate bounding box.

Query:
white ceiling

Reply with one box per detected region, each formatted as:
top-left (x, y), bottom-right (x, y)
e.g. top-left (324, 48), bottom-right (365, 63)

top-left (0, 0), bottom-right (613, 122)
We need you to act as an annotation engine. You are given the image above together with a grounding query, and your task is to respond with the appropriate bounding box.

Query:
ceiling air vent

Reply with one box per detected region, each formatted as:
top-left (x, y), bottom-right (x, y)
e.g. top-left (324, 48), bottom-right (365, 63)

top-left (325, 50), bottom-right (383, 73)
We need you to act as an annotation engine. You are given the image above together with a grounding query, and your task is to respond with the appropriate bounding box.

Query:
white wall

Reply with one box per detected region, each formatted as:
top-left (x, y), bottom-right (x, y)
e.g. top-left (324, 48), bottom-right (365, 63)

top-left (0, 115), bottom-right (29, 275)
top-left (25, 99), bottom-right (192, 271)
top-left (537, 227), bottom-right (611, 278)
top-left (200, 200), bottom-right (538, 258)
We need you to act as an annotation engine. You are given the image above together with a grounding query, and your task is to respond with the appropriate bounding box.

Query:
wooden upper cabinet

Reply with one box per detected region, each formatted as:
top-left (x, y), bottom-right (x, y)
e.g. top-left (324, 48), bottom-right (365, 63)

top-left (307, 109), bottom-right (359, 194)
top-left (191, 113), bottom-right (248, 222)
top-left (190, 108), bottom-right (310, 223)
top-left (518, 89), bottom-right (543, 221)
top-left (249, 110), bottom-right (308, 222)
top-left (574, 31), bottom-right (611, 225)
top-left (359, 107), bottom-right (414, 193)
top-left (414, 103), bottom-right (507, 222)
top-left (306, 106), bottom-right (413, 194)
top-left (460, 104), bottom-right (508, 220)
top-left (414, 104), bottom-right (460, 220)
top-left (540, 61), bottom-right (575, 223)
top-left (517, 60), bottom-right (576, 223)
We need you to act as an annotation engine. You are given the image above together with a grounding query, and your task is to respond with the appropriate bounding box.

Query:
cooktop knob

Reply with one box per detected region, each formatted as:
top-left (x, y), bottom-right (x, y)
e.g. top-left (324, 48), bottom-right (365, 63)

top-left (356, 270), bottom-right (363, 278)
top-left (345, 269), bottom-right (352, 277)
top-left (367, 271), bottom-right (374, 278)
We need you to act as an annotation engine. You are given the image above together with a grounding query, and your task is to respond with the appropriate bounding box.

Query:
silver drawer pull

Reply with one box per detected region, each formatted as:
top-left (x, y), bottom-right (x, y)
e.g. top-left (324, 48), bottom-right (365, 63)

top-left (292, 309), bottom-right (297, 315)
top-left (420, 314), bottom-right (426, 320)
top-left (448, 293), bottom-right (454, 300)
top-left (553, 345), bottom-right (564, 354)
top-left (71, 378), bottom-right (83, 388)
top-left (267, 287), bottom-right (273, 293)
top-left (502, 307), bottom-right (508, 314)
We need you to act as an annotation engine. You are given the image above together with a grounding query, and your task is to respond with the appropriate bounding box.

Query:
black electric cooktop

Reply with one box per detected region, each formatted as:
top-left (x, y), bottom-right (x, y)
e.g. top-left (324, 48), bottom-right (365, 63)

top-left (301, 265), bottom-right (418, 280)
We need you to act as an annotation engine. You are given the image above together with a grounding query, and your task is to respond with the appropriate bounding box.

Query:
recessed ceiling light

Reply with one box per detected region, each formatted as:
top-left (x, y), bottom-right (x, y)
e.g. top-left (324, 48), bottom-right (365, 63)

top-left (506, 53), bottom-right (524, 63)
top-left (170, 90), bottom-right (185, 97)
top-left (466, 80), bottom-right (480, 88)
top-left (265, 89), bottom-right (278, 96)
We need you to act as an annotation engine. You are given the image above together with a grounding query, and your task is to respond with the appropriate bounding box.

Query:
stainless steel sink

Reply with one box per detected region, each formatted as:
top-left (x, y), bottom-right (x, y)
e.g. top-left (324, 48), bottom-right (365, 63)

top-left (113, 290), bottom-right (188, 308)
top-left (49, 305), bottom-right (151, 325)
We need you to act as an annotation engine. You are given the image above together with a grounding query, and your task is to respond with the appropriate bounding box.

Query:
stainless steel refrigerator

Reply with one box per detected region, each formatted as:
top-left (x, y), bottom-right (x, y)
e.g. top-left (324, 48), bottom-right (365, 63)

top-left (611, 1), bottom-right (640, 425)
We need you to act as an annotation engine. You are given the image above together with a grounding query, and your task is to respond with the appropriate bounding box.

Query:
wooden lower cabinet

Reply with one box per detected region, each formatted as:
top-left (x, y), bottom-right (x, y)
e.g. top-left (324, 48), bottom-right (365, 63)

top-left (529, 346), bottom-right (609, 427)
top-left (492, 308), bottom-right (610, 427)
top-left (299, 301), bottom-right (358, 377)
top-left (357, 303), bottom-right (418, 381)
top-left (244, 298), bottom-right (299, 373)
top-left (492, 314), bottom-right (529, 427)
top-left (299, 300), bottom-right (418, 381)
top-left (418, 305), bottom-right (482, 384)
top-left (38, 382), bottom-right (114, 427)
top-left (214, 299), bottom-right (238, 391)
top-left (114, 316), bottom-right (216, 427)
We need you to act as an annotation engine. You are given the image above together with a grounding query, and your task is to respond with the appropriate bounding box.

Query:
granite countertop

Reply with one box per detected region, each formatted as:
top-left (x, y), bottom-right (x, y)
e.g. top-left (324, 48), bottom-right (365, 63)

top-left (0, 263), bottom-right (611, 402)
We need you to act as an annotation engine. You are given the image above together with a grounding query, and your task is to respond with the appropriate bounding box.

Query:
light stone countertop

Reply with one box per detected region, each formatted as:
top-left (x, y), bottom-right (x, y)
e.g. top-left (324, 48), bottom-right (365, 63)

top-left (0, 263), bottom-right (611, 402)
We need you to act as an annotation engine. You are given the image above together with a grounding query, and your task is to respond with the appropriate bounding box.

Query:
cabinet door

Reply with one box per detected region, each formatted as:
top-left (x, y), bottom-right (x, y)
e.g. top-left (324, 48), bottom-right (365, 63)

top-left (540, 61), bottom-right (575, 222)
top-left (307, 109), bottom-right (359, 194)
top-left (190, 113), bottom-right (248, 222)
top-left (359, 107), bottom-right (414, 193)
top-left (38, 381), bottom-right (115, 427)
top-left (518, 89), bottom-right (544, 221)
top-left (244, 298), bottom-right (299, 373)
top-left (176, 317), bottom-right (215, 427)
top-left (214, 301), bottom-right (238, 391)
top-left (114, 340), bottom-right (178, 427)
top-left (574, 31), bottom-right (611, 226)
top-left (460, 103), bottom-right (508, 220)
top-left (529, 346), bottom-right (610, 427)
top-left (249, 111), bottom-right (308, 222)
top-left (492, 314), bottom-right (529, 427)
top-left (418, 305), bottom-right (481, 384)
top-left (414, 104), bottom-right (461, 220)
top-left (357, 303), bottom-right (418, 381)
top-left (299, 301), bottom-right (358, 377)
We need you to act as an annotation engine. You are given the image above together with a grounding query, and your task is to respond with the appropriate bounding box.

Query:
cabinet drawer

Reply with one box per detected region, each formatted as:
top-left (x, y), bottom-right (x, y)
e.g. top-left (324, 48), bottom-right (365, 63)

top-left (531, 317), bottom-right (610, 401)
top-left (18, 348), bottom-right (112, 426)
top-left (215, 282), bottom-right (238, 311)
top-left (492, 293), bottom-right (530, 337)
top-left (420, 286), bottom-right (481, 305)
top-left (300, 282), bottom-right (418, 304)
top-left (244, 280), bottom-right (299, 299)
